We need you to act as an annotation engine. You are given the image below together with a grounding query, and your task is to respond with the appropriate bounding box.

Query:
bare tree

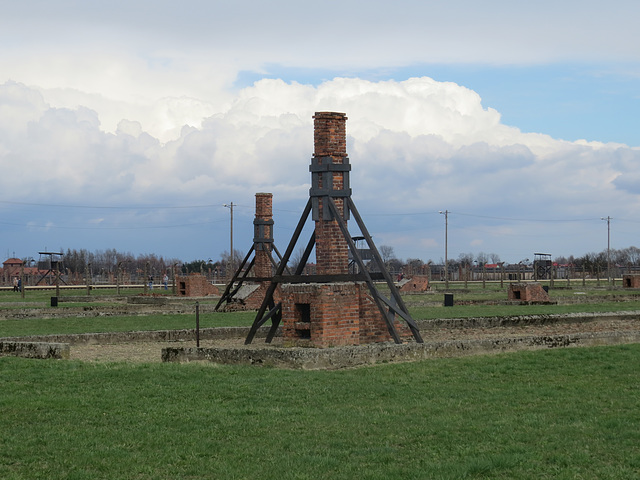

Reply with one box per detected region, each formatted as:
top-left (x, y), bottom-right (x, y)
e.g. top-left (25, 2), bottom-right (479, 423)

top-left (475, 252), bottom-right (488, 266)
top-left (405, 258), bottom-right (424, 275)
top-left (386, 258), bottom-right (403, 275)
top-left (289, 246), bottom-right (308, 273)
top-left (457, 253), bottom-right (474, 267)
top-left (379, 245), bottom-right (396, 264)
top-left (219, 249), bottom-right (245, 275)
top-left (626, 246), bottom-right (640, 265)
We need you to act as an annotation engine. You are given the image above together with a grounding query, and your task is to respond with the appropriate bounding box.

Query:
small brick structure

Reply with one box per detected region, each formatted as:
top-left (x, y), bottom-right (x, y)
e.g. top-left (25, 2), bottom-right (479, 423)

top-left (280, 112), bottom-right (413, 347)
top-left (399, 275), bottom-right (430, 293)
top-left (177, 274), bottom-right (219, 297)
top-left (622, 274), bottom-right (640, 288)
top-left (508, 282), bottom-right (550, 303)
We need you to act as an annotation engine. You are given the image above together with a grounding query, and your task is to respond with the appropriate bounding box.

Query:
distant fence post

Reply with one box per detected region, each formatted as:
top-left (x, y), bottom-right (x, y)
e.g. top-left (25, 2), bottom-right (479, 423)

top-left (195, 301), bottom-right (200, 348)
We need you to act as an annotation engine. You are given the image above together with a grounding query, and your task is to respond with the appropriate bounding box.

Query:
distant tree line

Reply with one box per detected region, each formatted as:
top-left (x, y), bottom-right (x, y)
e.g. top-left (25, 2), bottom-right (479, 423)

top-left (21, 244), bottom-right (640, 284)
top-left (27, 248), bottom-right (248, 280)
top-left (54, 248), bottom-right (181, 278)
top-left (377, 245), bottom-right (640, 277)
top-left (553, 246), bottom-right (640, 273)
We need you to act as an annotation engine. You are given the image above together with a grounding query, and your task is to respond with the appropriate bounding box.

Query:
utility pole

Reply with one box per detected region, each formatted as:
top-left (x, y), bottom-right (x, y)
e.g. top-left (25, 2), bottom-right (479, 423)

top-left (601, 216), bottom-right (611, 285)
top-left (439, 210), bottom-right (449, 289)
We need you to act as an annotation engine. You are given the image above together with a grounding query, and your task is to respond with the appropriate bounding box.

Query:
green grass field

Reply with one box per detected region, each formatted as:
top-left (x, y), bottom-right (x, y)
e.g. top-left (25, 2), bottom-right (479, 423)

top-left (1, 346), bottom-right (639, 479)
top-left (2, 284), bottom-right (640, 338)
top-left (0, 312), bottom-right (256, 338)
top-left (1, 285), bottom-right (640, 478)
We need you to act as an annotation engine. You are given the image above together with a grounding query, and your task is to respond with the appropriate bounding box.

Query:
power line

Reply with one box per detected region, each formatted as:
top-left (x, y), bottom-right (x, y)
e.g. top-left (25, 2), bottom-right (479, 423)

top-left (0, 219), bottom-right (227, 230)
top-left (0, 200), bottom-right (233, 210)
top-left (360, 209), bottom-right (603, 223)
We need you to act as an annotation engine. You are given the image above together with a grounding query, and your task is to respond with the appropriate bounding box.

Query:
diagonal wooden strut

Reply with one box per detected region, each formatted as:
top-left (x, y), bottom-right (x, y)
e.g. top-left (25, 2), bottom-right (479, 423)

top-left (214, 245), bottom-right (255, 310)
top-left (328, 197), bottom-right (423, 343)
top-left (326, 198), bottom-right (402, 343)
top-left (346, 197), bottom-right (423, 342)
top-left (245, 199), bottom-right (313, 344)
top-left (244, 195), bottom-right (423, 345)
top-left (215, 235), bottom-right (291, 311)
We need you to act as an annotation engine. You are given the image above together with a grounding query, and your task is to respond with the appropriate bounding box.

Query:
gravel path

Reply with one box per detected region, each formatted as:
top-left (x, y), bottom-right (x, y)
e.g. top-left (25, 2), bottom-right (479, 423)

top-left (70, 317), bottom-right (640, 363)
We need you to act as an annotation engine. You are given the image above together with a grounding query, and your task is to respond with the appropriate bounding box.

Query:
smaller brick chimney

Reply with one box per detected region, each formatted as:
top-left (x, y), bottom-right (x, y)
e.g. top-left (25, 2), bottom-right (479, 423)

top-left (253, 193), bottom-right (274, 279)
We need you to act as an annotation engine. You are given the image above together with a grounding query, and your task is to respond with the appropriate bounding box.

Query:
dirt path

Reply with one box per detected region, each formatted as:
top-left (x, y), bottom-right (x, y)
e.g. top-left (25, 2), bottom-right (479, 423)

top-left (70, 318), bottom-right (640, 363)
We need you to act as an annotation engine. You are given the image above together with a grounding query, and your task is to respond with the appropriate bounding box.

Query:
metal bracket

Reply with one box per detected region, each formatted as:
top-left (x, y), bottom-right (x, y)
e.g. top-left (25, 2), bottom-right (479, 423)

top-left (309, 155), bottom-right (351, 221)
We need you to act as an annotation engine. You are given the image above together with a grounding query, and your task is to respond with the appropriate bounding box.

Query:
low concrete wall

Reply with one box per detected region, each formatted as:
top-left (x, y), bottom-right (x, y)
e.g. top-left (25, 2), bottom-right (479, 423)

top-left (0, 302), bottom-right (218, 320)
top-left (416, 311), bottom-right (640, 330)
top-left (0, 341), bottom-right (69, 359)
top-left (162, 331), bottom-right (640, 370)
top-left (0, 326), bottom-right (278, 346)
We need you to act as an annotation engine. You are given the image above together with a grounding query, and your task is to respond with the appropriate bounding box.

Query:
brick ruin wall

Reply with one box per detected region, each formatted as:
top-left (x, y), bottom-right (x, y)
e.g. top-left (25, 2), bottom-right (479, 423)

top-left (507, 282), bottom-right (550, 302)
top-left (623, 274), bottom-right (640, 288)
top-left (399, 275), bottom-right (430, 293)
top-left (177, 274), bottom-right (219, 297)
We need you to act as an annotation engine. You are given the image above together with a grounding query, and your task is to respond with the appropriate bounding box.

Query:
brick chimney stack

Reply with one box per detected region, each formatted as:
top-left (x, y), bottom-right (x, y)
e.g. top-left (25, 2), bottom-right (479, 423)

top-left (253, 192), bottom-right (274, 279)
top-left (311, 112), bottom-right (351, 275)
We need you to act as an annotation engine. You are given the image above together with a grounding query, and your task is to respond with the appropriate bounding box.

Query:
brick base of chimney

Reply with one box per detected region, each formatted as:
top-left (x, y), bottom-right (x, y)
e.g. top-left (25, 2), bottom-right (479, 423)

top-left (281, 282), bottom-right (412, 347)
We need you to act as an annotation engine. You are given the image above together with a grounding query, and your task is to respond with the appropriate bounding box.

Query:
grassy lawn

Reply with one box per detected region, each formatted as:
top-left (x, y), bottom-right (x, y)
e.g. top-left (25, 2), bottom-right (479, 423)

top-left (0, 311), bottom-right (256, 338)
top-left (1, 345), bottom-right (639, 479)
top-left (0, 287), bottom-right (150, 303)
top-left (410, 300), bottom-right (640, 320)
top-left (2, 284), bottom-right (640, 338)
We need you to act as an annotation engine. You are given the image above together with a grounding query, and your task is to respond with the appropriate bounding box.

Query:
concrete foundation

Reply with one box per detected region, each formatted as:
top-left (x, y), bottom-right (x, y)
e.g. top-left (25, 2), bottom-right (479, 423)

top-left (5, 312), bottom-right (638, 369)
top-left (0, 341), bottom-right (69, 359)
top-left (162, 331), bottom-right (640, 370)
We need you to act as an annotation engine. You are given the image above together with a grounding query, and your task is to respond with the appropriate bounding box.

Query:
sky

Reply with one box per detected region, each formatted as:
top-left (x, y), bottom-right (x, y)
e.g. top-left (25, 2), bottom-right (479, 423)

top-left (1, 0), bottom-right (640, 267)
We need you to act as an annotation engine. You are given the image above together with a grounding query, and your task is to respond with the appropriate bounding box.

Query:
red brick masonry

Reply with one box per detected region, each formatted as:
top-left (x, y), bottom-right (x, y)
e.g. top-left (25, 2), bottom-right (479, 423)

top-left (177, 275), bottom-right (219, 297)
top-left (399, 275), bottom-right (430, 293)
top-left (254, 192), bottom-right (273, 279)
top-left (313, 112), bottom-right (349, 276)
top-left (508, 282), bottom-right (550, 302)
top-left (623, 274), bottom-right (640, 288)
top-left (281, 282), bottom-right (410, 347)
top-left (242, 192), bottom-right (278, 310)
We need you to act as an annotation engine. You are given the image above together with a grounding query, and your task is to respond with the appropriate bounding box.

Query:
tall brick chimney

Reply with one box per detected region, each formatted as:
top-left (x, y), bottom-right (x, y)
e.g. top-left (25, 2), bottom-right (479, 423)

top-left (250, 112), bottom-right (418, 347)
top-left (253, 192), bottom-right (273, 279)
top-left (311, 112), bottom-right (351, 275)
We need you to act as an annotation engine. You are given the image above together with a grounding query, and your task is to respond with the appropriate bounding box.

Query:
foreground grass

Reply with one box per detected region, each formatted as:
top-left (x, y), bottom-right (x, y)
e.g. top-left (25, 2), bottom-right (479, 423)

top-left (1, 345), bottom-right (639, 479)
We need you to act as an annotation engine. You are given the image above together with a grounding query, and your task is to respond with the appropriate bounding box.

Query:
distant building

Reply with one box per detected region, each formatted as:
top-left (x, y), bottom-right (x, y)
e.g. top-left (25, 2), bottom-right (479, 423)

top-left (2, 258), bottom-right (44, 286)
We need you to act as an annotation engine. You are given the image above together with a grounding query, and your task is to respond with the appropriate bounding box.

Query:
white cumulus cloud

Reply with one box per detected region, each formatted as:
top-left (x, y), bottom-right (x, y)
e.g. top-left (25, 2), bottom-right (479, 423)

top-left (1, 76), bottom-right (639, 262)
